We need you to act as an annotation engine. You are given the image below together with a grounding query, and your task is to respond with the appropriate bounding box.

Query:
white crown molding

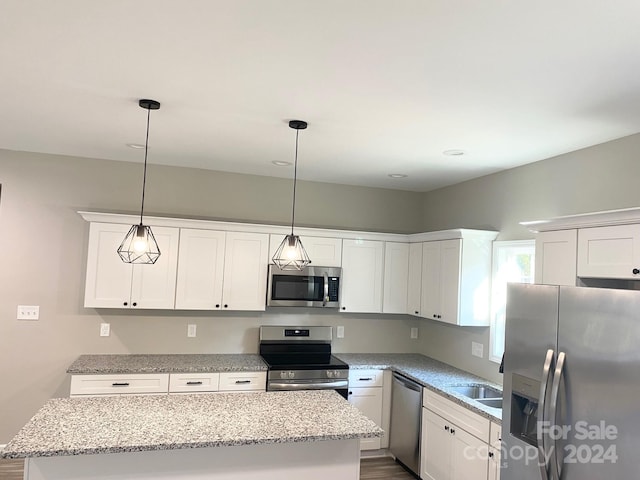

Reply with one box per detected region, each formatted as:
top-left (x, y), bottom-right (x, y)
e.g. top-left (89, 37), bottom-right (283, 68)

top-left (521, 207), bottom-right (640, 233)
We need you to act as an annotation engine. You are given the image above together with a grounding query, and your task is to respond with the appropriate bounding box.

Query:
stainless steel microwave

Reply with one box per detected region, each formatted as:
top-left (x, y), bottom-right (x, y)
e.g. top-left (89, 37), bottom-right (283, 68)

top-left (267, 265), bottom-right (341, 308)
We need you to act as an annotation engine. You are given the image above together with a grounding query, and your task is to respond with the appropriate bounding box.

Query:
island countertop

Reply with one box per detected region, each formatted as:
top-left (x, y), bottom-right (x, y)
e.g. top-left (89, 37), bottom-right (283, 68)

top-left (66, 354), bottom-right (267, 374)
top-left (1, 390), bottom-right (382, 459)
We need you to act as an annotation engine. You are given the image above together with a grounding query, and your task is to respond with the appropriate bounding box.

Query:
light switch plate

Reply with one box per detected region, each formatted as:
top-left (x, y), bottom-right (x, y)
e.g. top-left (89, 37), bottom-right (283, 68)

top-left (336, 326), bottom-right (345, 338)
top-left (410, 327), bottom-right (419, 339)
top-left (187, 324), bottom-right (197, 338)
top-left (17, 305), bottom-right (39, 320)
top-left (100, 323), bottom-right (110, 337)
top-left (472, 341), bottom-right (484, 358)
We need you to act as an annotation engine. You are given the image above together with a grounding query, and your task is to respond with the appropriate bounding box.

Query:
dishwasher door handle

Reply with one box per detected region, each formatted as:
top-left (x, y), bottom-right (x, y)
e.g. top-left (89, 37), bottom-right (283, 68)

top-left (393, 374), bottom-right (422, 392)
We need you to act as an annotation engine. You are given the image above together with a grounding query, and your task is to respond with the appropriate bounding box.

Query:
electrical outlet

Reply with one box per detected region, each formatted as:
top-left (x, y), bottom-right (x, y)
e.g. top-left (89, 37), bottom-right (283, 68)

top-left (410, 327), bottom-right (419, 339)
top-left (472, 341), bottom-right (484, 358)
top-left (336, 326), bottom-right (345, 338)
top-left (187, 324), bottom-right (197, 338)
top-left (100, 323), bottom-right (110, 337)
top-left (17, 305), bottom-right (39, 320)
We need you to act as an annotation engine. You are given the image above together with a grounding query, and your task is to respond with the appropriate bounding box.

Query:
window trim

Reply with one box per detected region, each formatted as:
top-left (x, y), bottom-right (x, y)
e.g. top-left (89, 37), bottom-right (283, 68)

top-left (489, 239), bottom-right (536, 364)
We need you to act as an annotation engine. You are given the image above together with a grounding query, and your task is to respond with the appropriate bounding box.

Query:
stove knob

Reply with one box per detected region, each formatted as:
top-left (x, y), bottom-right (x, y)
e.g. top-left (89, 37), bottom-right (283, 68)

top-left (288, 371), bottom-right (295, 379)
top-left (327, 370), bottom-right (334, 378)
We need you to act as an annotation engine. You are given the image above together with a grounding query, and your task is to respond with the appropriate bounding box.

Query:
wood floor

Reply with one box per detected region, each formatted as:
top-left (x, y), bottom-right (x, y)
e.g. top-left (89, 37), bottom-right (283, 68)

top-left (1, 456), bottom-right (413, 480)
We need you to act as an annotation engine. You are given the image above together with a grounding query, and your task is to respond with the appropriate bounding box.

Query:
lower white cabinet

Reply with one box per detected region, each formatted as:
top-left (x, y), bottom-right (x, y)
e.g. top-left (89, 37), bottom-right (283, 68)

top-left (70, 374), bottom-right (170, 397)
top-left (421, 390), bottom-right (492, 480)
top-left (488, 422), bottom-right (502, 480)
top-left (347, 370), bottom-right (384, 450)
top-left (218, 371), bottom-right (267, 392)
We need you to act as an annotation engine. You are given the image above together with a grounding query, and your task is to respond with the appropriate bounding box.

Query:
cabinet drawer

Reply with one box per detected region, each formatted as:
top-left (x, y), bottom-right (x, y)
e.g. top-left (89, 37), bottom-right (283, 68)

top-left (169, 373), bottom-right (220, 393)
top-left (424, 389), bottom-right (490, 442)
top-left (70, 374), bottom-right (169, 396)
top-left (348, 369), bottom-right (383, 387)
top-left (218, 371), bottom-right (266, 391)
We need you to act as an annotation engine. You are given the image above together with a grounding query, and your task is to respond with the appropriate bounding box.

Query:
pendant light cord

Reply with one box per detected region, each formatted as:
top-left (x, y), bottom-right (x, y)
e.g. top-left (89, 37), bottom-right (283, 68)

top-left (139, 106), bottom-right (151, 226)
top-left (290, 128), bottom-right (300, 235)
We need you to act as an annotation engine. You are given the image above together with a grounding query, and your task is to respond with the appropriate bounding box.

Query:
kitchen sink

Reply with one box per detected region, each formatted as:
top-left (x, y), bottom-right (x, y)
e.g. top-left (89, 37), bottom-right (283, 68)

top-left (476, 398), bottom-right (503, 409)
top-left (448, 384), bottom-right (502, 400)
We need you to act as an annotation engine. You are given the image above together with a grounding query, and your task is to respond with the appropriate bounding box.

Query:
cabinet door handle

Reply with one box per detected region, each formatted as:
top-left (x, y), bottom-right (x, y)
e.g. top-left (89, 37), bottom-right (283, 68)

top-left (633, 268), bottom-right (640, 275)
top-left (112, 382), bottom-right (130, 387)
top-left (224, 304), bottom-right (228, 308)
top-left (444, 425), bottom-right (449, 431)
top-left (488, 451), bottom-right (494, 458)
top-left (123, 302), bottom-right (128, 306)
top-left (450, 428), bottom-right (455, 435)
top-left (414, 311), bottom-right (419, 315)
top-left (215, 304), bottom-right (220, 308)
top-left (186, 381), bottom-right (203, 385)
top-left (235, 380), bottom-right (251, 384)
top-left (132, 302), bottom-right (137, 307)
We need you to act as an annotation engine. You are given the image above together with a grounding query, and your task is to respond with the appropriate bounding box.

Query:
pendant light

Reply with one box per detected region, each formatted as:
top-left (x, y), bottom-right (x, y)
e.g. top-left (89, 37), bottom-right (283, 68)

top-left (117, 99), bottom-right (161, 264)
top-left (272, 120), bottom-right (311, 270)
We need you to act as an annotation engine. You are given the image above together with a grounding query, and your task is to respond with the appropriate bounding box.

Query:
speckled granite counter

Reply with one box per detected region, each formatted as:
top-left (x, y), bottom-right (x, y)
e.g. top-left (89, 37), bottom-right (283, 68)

top-left (1, 390), bottom-right (382, 459)
top-left (67, 354), bottom-right (267, 374)
top-left (335, 353), bottom-right (503, 423)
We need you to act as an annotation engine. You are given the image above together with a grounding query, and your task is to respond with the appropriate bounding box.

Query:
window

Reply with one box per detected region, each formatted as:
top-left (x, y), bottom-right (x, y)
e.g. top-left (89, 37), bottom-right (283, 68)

top-left (489, 240), bottom-right (535, 363)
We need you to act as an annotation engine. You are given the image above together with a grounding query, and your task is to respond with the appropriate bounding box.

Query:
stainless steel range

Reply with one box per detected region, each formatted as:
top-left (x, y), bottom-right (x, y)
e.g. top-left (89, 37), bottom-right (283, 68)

top-left (259, 325), bottom-right (349, 399)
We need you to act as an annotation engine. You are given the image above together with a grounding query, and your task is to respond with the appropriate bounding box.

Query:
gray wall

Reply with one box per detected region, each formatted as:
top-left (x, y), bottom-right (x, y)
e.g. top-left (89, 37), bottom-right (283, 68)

top-left (0, 149), bottom-right (422, 443)
top-left (416, 132), bottom-right (640, 384)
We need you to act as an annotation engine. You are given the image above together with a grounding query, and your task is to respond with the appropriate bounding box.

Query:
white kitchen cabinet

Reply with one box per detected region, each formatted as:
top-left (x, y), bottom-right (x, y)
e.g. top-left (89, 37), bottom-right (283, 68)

top-left (268, 234), bottom-right (343, 267)
top-left (168, 373), bottom-right (220, 394)
top-left (70, 374), bottom-right (170, 397)
top-left (407, 243), bottom-right (423, 316)
top-left (221, 232), bottom-right (270, 311)
top-left (421, 389), bottom-right (491, 480)
top-left (382, 242), bottom-right (410, 314)
top-left (535, 230), bottom-right (577, 285)
top-left (218, 371), bottom-right (266, 392)
top-left (577, 224), bottom-right (640, 279)
top-left (340, 239), bottom-right (384, 313)
top-left (84, 222), bottom-right (179, 309)
top-left (348, 370), bottom-right (384, 450)
top-left (175, 229), bottom-right (226, 309)
top-left (420, 234), bottom-right (493, 326)
top-left (488, 422), bottom-right (502, 480)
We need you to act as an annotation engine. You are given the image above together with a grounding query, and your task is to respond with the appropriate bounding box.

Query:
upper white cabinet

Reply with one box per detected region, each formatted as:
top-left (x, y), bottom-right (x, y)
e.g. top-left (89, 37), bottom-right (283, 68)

top-left (175, 229), bottom-right (226, 309)
top-left (340, 239), bottom-right (384, 313)
top-left (84, 222), bottom-right (179, 309)
top-left (534, 230), bottom-right (577, 286)
top-left (268, 235), bottom-right (342, 267)
top-left (419, 234), bottom-right (493, 326)
top-left (383, 242), bottom-right (410, 314)
top-left (407, 243), bottom-right (423, 316)
top-left (222, 232), bottom-right (270, 311)
top-left (577, 224), bottom-right (640, 279)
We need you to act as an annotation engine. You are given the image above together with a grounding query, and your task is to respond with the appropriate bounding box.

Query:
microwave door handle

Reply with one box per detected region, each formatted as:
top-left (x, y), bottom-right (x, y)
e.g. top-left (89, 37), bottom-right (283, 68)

top-left (323, 272), bottom-right (329, 306)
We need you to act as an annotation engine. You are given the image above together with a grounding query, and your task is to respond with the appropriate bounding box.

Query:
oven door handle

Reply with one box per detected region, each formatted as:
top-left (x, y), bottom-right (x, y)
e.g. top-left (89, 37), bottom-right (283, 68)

top-left (269, 381), bottom-right (348, 390)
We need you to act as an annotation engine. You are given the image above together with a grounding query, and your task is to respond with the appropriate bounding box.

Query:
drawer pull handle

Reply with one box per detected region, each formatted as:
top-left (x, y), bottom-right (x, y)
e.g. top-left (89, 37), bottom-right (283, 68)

top-left (186, 381), bottom-right (203, 385)
top-left (444, 425), bottom-right (449, 431)
top-left (359, 377), bottom-right (373, 381)
top-left (112, 382), bottom-right (130, 387)
top-left (488, 451), bottom-right (494, 458)
top-left (235, 380), bottom-right (251, 384)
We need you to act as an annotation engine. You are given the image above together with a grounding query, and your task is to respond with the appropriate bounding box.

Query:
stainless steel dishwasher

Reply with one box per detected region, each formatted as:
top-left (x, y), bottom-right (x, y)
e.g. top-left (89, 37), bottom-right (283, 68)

top-left (389, 372), bottom-right (422, 477)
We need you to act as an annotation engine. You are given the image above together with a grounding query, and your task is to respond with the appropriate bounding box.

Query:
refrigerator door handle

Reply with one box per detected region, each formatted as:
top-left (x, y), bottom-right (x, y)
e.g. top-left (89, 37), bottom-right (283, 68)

top-left (538, 348), bottom-right (555, 480)
top-left (549, 351), bottom-right (566, 480)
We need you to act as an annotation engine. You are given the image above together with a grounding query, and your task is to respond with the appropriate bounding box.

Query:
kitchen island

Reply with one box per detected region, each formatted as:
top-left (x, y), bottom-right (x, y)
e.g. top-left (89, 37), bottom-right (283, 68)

top-left (2, 390), bottom-right (382, 480)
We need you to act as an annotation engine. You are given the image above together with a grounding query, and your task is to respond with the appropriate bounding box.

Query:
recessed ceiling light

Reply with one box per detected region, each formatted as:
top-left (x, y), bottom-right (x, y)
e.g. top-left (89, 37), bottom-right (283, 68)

top-left (388, 174), bottom-right (408, 178)
top-left (272, 161), bottom-right (292, 166)
top-left (127, 143), bottom-right (145, 149)
top-left (443, 149), bottom-right (465, 156)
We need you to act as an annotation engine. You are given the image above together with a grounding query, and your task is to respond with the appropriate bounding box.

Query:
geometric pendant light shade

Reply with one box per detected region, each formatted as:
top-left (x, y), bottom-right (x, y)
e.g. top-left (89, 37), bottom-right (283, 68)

top-left (117, 99), bottom-right (162, 264)
top-left (272, 120), bottom-right (312, 270)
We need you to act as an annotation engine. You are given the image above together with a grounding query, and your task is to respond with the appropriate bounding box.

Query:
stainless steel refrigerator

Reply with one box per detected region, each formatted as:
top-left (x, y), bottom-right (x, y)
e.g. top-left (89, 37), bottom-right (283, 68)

top-left (502, 283), bottom-right (640, 480)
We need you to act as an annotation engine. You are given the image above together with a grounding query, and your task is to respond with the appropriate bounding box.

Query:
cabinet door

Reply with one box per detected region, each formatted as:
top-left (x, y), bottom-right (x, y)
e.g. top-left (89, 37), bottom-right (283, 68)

top-left (175, 229), bottom-right (226, 309)
top-left (421, 241), bottom-right (442, 321)
top-left (348, 387), bottom-right (383, 450)
top-left (451, 427), bottom-right (489, 480)
top-left (421, 409), bottom-right (452, 480)
top-left (129, 226), bottom-right (180, 309)
top-left (577, 224), bottom-right (640, 279)
top-left (535, 230), bottom-right (577, 285)
top-left (340, 239), bottom-right (384, 313)
top-left (269, 235), bottom-right (342, 267)
top-left (407, 243), bottom-right (423, 316)
top-left (84, 222), bottom-right (134, 308)
top-left (221, 232), bottom-right (269, 311)
top-left (488, 447), bottom-right (500, 480)
top-left (383, 242), bottom-right (409, 314)
top-left (439, 239), bottom-right (462, 325)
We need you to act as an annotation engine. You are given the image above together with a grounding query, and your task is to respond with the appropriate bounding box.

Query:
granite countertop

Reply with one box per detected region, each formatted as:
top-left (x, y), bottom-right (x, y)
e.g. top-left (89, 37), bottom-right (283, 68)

top-left (1, 390), bottom-right (382, 459)
top-left (67, 354), bottom-right (268, 374)
top-left (335, 353), bottom-right (503, 423)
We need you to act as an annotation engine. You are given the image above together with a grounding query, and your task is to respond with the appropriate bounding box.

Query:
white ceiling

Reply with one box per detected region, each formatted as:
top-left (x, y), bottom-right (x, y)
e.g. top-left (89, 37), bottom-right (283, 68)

top-left (2, 1), bottom-right (640, 192)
